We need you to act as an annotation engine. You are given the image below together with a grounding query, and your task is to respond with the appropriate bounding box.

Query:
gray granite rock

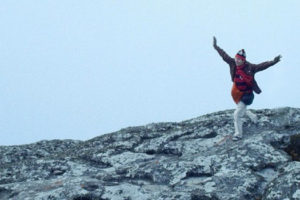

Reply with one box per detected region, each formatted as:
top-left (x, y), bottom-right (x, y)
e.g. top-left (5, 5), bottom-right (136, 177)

top-left (0, 107), bottom-right (300, 200)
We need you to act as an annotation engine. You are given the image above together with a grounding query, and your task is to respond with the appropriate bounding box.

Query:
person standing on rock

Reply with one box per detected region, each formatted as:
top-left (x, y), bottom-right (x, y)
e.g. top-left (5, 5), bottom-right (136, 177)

top-left (213, 36), bottom-right (281, 140)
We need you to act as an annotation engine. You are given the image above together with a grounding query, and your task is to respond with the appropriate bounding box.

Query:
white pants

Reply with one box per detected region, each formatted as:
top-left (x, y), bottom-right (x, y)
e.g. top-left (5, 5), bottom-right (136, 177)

top-left (234, 102), bottom-right (246, 136)
top-left (233, 101), bottom-right (258, 136)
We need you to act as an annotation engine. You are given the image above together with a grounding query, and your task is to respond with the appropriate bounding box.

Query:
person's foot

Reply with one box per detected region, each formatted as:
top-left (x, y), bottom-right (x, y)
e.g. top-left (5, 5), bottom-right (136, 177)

top-left (233, 133), bottom-right (242, 141)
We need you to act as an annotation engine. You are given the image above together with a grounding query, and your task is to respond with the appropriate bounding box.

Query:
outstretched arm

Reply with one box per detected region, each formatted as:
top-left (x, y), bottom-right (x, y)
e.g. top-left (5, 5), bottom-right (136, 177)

top-left (254, 55), bottom-right (282, 73)
top-left (213, 36), bottom-right (234, 65)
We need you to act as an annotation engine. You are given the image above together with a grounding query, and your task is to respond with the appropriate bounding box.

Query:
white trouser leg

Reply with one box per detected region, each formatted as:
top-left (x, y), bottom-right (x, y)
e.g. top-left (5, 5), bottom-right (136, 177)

top-left (246, 110), bottom-right (258, 123)
top-left (234, 101), bottom-right (246, 137)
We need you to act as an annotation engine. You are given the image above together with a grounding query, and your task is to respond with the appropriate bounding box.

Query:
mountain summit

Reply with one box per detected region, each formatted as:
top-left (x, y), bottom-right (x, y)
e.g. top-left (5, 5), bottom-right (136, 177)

top-left (1, 107), bottom-right (300, 200)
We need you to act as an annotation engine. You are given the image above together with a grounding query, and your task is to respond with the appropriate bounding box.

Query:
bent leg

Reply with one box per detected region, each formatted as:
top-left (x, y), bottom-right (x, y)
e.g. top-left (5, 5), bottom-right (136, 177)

top-left (246, 110), bottom-right (258, 123)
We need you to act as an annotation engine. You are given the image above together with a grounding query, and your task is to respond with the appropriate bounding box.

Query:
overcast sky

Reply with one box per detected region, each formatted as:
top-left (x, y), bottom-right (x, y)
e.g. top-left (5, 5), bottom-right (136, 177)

top-left (0, 0), bottom-right (299, 146)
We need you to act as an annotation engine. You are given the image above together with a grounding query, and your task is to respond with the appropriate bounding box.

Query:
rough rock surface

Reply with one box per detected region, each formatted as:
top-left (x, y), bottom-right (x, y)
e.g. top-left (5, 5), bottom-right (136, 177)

top-left (1, 107), bottom-right (300, 200)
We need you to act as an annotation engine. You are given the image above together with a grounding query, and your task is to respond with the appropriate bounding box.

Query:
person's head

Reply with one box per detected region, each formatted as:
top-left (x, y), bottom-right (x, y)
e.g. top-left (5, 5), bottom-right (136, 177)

top-left (235, 49), bottom-right (246, 66)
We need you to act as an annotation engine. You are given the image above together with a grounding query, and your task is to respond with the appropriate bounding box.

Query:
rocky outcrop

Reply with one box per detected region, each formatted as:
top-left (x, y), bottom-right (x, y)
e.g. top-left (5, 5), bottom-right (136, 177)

top-left (1, 107), bottom-right (300, 200)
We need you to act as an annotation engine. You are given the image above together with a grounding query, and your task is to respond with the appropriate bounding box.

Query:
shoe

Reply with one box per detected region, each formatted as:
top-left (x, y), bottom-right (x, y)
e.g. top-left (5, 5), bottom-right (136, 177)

top-left (232, 134), bottom-right (242, 141)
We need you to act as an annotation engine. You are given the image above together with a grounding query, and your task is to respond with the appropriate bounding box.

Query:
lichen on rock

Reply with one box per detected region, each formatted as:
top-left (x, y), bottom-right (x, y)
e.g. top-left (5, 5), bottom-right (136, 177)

top-left (0, 107), bottom-right (300, 200)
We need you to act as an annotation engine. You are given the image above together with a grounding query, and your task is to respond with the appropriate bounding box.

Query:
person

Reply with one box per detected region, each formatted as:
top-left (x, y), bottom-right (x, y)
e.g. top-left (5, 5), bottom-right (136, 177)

top-left (213, 36), bottom-right (281, 140)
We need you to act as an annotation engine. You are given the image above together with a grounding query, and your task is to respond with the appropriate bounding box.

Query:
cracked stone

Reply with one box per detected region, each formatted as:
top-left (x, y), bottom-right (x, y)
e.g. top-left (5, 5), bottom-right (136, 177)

top-left (0, 107), bottom-right (300, 200)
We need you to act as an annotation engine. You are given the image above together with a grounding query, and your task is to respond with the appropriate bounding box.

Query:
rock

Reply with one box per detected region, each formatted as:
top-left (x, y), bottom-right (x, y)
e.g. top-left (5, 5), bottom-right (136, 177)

top-left (262, 162), bottom-right (300, 200)
top-left (0, 107), bottom-right (300, 200)
top-left (284, 134), bottom-right (300, 161)
top-left (0, 187), bottom-right (18, 199)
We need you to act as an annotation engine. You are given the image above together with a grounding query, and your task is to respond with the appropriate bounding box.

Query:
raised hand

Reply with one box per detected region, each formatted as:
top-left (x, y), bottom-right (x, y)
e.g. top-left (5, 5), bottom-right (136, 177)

top-left (213, 36), bottom-right (217, 47)
top-left (274, 55), bottom-right (282, 62)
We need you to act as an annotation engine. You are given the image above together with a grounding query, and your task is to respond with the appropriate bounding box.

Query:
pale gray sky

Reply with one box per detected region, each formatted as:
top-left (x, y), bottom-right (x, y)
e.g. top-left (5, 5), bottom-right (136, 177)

top-left (0, 0), bottom-right (299, 145)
